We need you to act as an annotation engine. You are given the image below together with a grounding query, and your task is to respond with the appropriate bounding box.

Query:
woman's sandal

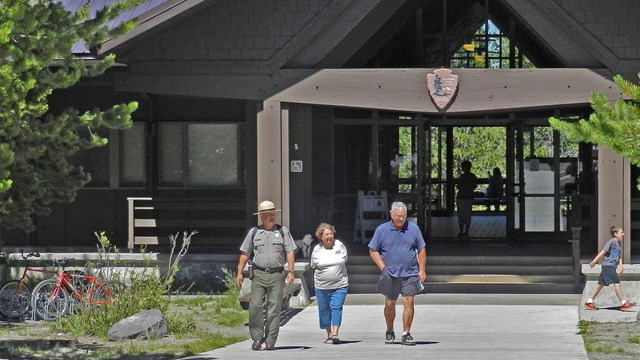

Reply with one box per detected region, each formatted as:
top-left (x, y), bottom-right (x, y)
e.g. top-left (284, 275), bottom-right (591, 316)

top-left (331, 336), bottom-right (340, 344)
top-left (324, 337), bottom-right (334, 344)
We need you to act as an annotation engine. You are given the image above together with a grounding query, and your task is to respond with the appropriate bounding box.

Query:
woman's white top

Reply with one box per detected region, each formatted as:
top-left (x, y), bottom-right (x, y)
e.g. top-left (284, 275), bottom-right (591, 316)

top-left (310, 239), bottom-right (349, 290)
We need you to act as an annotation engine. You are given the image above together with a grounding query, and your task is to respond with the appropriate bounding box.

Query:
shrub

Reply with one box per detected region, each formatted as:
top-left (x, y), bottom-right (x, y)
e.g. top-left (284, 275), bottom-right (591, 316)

top-left (53, 231), bottom-right (197, 337)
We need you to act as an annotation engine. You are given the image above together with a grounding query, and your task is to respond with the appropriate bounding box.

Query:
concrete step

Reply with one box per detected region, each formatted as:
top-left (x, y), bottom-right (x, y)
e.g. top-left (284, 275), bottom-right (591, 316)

top-left (348, 273), bottom-right (574, 284)
top-left (347, 255), bottom-right (573, 266)
top-left (423, 282), bottom-right (578, 294)
top-left (347, 282), bottom-right (578, 294)
top-left (427, 256), bottom-right (573, 266)
top-left (345, 255), bottom-right (578, 294)
top-left (431, 265), bottom-right (574, 275)
top-left (347, 264), bottom-right (573, 275)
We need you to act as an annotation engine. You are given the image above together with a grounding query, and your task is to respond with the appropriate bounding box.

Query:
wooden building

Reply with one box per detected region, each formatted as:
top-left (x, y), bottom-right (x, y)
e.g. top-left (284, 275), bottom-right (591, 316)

top-left (3, 0), bottom-right (640, 263)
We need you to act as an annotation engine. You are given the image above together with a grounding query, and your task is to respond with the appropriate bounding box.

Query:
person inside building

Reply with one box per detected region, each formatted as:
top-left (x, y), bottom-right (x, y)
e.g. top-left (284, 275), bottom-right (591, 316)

top-left (486, 167), bottom-right (504, 212)
top-left (456, 160), bottom-right (478, 237)
top-left (236, 200), bottom-right (297, 351)
top-left (369, 201), bottom-right (427, 346)
top-left (310, 222), bottom-right (349, 345)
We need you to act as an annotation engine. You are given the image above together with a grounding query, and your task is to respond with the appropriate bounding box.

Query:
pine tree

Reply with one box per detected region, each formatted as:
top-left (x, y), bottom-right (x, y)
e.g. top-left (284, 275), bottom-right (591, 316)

top-left (549, 73), bottom-right (640, 166)
top-left (0, 0), bottom-right (142, 231)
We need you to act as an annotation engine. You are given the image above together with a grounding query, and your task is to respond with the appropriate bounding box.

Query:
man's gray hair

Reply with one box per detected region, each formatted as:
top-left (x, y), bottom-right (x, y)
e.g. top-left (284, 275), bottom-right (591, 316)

top-left (390, 201), bottom-right (407, 214)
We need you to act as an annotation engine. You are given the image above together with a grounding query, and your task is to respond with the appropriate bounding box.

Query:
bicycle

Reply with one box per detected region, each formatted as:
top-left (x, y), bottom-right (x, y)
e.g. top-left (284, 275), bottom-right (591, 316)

top-left (0, 251), bottom-right (57, 319)
top-left (31, 258), bottom-right (113, 322)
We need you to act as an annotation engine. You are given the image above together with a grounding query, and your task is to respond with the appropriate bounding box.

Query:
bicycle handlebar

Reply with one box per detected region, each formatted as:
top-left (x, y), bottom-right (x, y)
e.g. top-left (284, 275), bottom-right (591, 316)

top-left (19, 249), bottom-right (41, 260)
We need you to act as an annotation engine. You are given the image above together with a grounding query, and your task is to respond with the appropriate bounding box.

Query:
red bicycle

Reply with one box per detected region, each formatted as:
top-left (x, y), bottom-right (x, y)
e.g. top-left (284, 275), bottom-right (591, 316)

top-left (0, 251), bottom-right (57, 319)
top-left (30, 258), bottom-right (113, 322)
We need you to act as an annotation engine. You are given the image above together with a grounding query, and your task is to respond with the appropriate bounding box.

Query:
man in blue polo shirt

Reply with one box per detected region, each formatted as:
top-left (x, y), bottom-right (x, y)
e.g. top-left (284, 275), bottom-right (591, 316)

top-left (369, 201), bottom-right (427, 346)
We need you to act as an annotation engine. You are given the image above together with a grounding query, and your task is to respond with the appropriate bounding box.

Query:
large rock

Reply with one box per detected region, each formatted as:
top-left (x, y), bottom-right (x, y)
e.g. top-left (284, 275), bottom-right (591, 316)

top-left (108, 309), bottom-right (168, 341)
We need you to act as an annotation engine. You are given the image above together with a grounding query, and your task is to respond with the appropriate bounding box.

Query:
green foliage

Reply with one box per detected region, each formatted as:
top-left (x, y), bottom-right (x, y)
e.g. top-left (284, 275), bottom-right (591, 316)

top-left (53, 232), bottom-right (196, 337)
top-left (165, 311), bottom-right (197, 334)
top-left (627, 335), bottom-right (640, 344)
top-left (453, 127), bottom-right (507, 177)
top-left (168, 270), bottom-right (248, 328)
top-left (0, 0), bottom-right (143, 231)
top-left (53, 259), bottom-right (171, 337)
top-left (577, 320), bottom-right (594, 335)
top-left (550, 73), bottom-right (640, 166)
top-left (180, 332), bottom-right (248, 357)
top-left (212, 268), bottom-right (247, 327)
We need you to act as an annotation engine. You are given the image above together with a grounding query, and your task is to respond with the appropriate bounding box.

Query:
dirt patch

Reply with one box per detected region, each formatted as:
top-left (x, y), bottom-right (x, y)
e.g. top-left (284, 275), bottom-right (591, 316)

top-left (0, 305), bottom-right (249, 359)
top-left (584, 321), bottom-right (640, 360)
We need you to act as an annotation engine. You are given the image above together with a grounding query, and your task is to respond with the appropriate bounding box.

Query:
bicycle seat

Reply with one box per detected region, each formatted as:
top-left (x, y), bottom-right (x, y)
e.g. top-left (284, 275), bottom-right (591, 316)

top-left (53, 258), bottom-right (74, 268)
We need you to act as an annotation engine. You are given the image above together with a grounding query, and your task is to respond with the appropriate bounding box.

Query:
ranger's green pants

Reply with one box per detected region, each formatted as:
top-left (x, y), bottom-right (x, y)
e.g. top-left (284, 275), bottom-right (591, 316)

top-left (248, 269), bottom-right (286, 345)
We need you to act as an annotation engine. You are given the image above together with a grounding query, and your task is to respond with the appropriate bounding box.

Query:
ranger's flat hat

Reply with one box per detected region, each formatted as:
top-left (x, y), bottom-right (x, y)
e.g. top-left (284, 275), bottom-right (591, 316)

top-left (253, 200), bottom-right (282, 215)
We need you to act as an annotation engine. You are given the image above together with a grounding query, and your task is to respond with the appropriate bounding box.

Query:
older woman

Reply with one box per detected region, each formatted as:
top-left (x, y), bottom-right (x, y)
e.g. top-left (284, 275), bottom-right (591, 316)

top-left (310, 223), bottom-right (349, 345)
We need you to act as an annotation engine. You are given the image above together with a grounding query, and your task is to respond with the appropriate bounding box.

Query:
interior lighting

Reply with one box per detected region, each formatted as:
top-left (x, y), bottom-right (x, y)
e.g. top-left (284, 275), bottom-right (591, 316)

top-left (463, 43), bottom-right (475, 52)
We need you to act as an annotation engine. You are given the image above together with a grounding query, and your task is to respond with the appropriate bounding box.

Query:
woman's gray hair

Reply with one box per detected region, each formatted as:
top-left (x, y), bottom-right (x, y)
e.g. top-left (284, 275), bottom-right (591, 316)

top-left (390, 201), bottom-right (407, 214)
top-left (315, 222), bottom-right (336, 240)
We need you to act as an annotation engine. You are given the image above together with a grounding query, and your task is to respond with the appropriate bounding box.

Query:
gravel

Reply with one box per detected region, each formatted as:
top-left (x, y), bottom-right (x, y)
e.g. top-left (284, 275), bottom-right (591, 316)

top-left (583, 321), bottom-right (640, 360)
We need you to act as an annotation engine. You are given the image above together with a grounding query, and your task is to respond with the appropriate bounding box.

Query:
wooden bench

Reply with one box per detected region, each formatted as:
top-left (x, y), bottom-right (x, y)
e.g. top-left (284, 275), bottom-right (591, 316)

top-left (473, 196), bottom-right (507, 210)
top-left (239, 282), bottom-right (302, 312)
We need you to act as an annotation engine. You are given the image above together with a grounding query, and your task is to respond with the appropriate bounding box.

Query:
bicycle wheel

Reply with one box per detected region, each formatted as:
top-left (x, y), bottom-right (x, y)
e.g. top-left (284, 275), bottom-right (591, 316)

top-left (0, 281), bottom-right (31, 319)
top-left (64, 271), bottom-right (90, 314)
top-left (31, 279), bottom-right (69, 322)
top-left (86, 281), bottom-right (113, 306)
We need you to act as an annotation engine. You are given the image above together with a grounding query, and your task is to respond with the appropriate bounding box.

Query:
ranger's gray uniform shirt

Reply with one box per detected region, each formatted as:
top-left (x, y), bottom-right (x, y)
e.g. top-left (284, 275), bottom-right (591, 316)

top-left (239, 226), bottom-right (297, 268)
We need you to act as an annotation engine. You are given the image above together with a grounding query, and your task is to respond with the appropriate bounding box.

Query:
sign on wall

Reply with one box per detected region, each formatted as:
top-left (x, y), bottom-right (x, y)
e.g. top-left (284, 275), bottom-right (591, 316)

top-left (426, 68), bottom-right (459, 111)
top-left (291, 160), bottom-right (303, 172)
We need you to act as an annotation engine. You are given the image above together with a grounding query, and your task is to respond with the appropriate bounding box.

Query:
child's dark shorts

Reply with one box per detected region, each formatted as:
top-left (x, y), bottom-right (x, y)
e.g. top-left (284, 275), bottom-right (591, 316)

top-left (598, 265), bottom-right (620, 286)
top-left (376, 268), bottom-right (420, 299)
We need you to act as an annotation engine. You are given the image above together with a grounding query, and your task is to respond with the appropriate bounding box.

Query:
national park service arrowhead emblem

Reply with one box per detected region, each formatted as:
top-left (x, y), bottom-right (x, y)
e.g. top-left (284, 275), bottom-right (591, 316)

top-left (426, 69), bottom-right (459, 111)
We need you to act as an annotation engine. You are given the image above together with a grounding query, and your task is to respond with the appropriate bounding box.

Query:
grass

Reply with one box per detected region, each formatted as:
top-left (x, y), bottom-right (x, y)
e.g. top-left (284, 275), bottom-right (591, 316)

top-left (0, 294), bottom-right (249, 359)
top-left (577, 320), bottom-right (594, 336)
top-left (114, 332), bottom-right (247, 358)
top-left (577, 320), bottom-right (640, 358)
top-left (169, 294), bottom-right (248, 327)
top-left (170, 295), bottom-right (214, 308)
top-left (180, 332), bottom-right (247, 356)
top-left (627, 335), bottom-right (640, 344)
top-left (1, 260), bottom-right (249, 358)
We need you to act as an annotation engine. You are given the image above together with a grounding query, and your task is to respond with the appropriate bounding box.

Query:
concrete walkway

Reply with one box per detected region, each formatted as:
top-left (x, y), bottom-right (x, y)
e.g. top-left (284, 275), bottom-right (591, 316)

top-left (183, 294), bottom-right (590, 360)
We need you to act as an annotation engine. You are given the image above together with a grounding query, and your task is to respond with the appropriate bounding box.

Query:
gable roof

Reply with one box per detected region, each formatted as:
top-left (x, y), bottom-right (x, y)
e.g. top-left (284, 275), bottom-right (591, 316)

top-left (60, 0), bottom-right (206, 55)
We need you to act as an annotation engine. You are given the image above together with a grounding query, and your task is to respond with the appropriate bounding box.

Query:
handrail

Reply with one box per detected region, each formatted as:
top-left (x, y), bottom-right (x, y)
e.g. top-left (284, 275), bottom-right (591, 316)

top-left (126, 196), bottom-right (246, 250)
top-left (128, 197), bottom-right (152, 249)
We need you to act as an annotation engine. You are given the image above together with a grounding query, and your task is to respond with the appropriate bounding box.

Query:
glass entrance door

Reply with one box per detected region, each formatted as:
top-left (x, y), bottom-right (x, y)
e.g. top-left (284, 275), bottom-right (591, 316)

top-left (509, 125), bottom-right (580, 239)
top-left (334, 112), bottom-right (583, 244)
top-left (379, 122), bottom-right (509, 240)
top-left (379, 122), bottom-right (455, 239)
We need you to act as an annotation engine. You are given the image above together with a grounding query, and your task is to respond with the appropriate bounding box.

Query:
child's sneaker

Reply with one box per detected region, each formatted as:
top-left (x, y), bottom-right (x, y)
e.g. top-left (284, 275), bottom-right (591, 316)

top-left (584, 301), bottom-right (598, 310)
top-left (620, 301), bottom-right (636, 311)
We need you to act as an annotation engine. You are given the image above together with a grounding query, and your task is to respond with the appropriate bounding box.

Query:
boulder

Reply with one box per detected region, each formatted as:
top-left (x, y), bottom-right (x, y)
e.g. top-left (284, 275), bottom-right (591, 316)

top-left (108, 309), bottom-right (167, 341)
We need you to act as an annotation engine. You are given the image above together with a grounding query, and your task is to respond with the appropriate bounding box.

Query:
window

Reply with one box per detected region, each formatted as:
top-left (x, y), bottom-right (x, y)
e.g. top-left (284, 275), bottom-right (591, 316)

top-left (121, 123), bottom-right (146, 185)
top-left (159, 123), bottom-right (241, 187)
top-left (72, 122), bottom-right (147, 187)
top-left (452, 20), bottom-right (534, 69)
top-left (159, 124), bottom-right (183, 185)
